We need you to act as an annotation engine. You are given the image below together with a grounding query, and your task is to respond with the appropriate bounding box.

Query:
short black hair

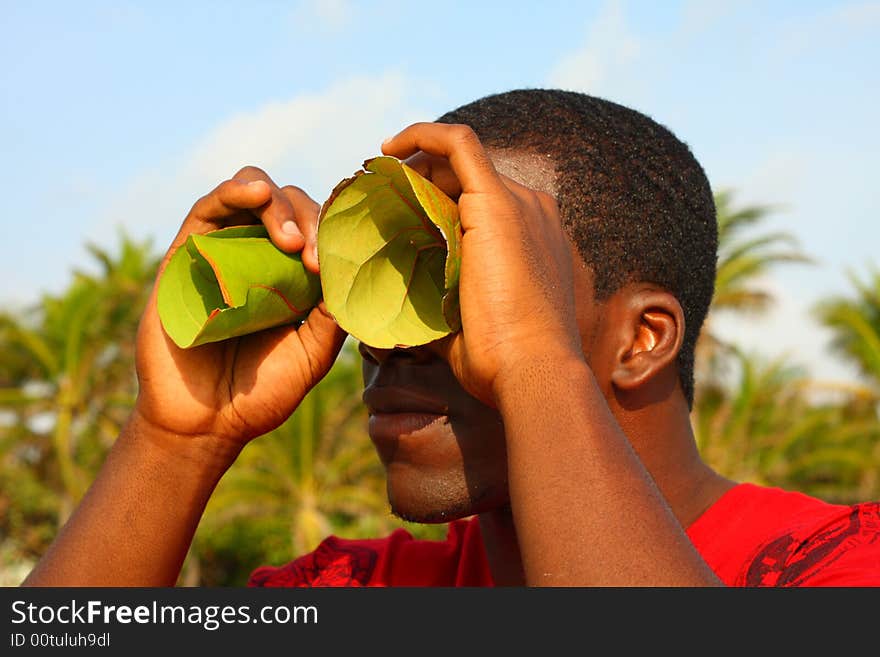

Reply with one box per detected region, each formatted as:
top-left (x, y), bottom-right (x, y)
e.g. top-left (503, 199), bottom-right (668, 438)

top-left (437, 88), bottom-right (717, 407)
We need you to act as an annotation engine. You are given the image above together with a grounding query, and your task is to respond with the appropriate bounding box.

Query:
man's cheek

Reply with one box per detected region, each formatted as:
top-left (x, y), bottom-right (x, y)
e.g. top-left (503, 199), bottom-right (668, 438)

top-left (361, 360), bottom-right (377, 387)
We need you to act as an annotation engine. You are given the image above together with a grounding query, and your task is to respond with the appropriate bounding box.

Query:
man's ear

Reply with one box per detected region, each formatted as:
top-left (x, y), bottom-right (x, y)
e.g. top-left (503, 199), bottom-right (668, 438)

top-left (609, 287), bottom-right (685, 392)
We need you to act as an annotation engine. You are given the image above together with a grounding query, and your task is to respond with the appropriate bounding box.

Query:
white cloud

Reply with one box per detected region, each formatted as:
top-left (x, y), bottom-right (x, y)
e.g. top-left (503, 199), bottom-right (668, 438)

top-left (180, 73), bottom-right (416, 187)
top-left (547, 0), bottom-right (641, 96)
top-left (92, 73), bottom-right (432, 253)
top-left (288, 0), bottom-right (354, 33)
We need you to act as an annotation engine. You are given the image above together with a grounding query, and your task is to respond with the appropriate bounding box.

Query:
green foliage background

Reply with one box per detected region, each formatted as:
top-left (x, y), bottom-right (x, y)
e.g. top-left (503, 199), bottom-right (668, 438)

top-left (1, 191), bottom-right (878, 585)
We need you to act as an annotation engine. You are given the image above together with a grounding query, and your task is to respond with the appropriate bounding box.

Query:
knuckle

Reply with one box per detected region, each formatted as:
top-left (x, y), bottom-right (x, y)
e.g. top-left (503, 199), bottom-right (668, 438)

top-left (281, 185), bottom-right (320, 214)
top-left (274, 198), bottom-right (296, 221)
top-left (190, 190), bottom-right (215, 214)
top-left (280, 184), bottom-right (304, 195)
top-left (449, 124), bottom-right (477, 145)
top-left (234, 165), bottom-right (267, 180)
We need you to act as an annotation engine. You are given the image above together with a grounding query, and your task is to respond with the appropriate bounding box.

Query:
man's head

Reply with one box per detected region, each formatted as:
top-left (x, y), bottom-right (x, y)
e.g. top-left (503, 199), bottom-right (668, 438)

top-left (360, 88), bottom-right (718, 523)
top-left (437, 89), bottom-right (717, 404)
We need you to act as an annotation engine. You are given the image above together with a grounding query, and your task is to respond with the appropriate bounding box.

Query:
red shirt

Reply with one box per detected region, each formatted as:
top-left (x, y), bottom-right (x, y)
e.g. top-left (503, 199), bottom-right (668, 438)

top-left (247, 483), bottom-right (880, 587)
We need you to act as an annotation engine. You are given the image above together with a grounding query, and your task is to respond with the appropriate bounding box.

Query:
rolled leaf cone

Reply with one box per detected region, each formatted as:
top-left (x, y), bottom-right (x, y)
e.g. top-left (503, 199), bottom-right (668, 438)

top-left (317, 156), bottom-right (462, 348)
top-left (156, 157), bottom-right (462, 349)
top-left (157, 225), bottom-right (322, 349)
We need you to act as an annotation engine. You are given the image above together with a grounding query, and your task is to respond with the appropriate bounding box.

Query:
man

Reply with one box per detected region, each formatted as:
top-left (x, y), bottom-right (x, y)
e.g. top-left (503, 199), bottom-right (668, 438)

top-left (23, 89), bottom-right (880, 587)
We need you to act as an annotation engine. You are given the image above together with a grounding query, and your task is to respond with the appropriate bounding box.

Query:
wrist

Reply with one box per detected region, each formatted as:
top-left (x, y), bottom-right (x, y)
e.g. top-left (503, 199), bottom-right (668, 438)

top-left (125, 406), bottom-right (243, 481)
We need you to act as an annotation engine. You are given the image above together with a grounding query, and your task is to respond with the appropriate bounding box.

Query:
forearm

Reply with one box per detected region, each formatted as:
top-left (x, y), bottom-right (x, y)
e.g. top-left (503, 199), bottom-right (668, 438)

top-left (22, 411), bottom-right (239, 587)
top-left (496, 354), bottom-right (722, 586)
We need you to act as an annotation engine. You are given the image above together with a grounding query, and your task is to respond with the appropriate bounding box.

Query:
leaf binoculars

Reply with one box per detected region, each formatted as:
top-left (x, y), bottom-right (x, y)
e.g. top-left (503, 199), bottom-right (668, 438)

top-left (157, 157), bottom-right (462, 349)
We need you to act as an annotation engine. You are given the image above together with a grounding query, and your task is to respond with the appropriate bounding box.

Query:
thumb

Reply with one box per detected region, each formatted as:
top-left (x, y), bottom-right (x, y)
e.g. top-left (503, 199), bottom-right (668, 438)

top-left (295, 302), bottom-right (349, 381)
top-left (426, 333), bottom-right (457, 366)
top-left (251, 302), bottom-right (347, 393)
top-left (427, 333), bottom-right (497, 408)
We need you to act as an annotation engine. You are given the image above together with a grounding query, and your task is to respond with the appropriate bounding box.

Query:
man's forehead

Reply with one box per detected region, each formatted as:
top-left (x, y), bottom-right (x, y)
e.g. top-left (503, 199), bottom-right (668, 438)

top-left (486, 146), bottom-right (594, 287)
top-left (487, 148), bottom-right (558, 198)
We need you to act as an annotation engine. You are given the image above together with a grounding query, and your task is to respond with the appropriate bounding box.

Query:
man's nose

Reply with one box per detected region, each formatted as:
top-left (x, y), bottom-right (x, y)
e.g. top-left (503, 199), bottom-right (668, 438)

top-left (358, 342), bottom-right (435, 365)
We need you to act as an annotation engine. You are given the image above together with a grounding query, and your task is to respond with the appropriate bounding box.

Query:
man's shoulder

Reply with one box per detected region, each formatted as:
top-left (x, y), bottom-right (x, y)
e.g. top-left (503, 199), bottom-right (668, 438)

top-left (689, 482), bottom-right (880, 586)
top-left (247, 517), bottom-right (491, 587)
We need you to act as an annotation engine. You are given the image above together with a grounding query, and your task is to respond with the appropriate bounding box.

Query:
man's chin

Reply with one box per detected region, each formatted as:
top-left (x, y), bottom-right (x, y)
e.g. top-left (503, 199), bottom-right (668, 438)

top-left (388, 500), bottom-right (475, 524)
top-left (384, 465), bottom-right (508, 524)
top-left (390, 498), bottom-right (474, 525)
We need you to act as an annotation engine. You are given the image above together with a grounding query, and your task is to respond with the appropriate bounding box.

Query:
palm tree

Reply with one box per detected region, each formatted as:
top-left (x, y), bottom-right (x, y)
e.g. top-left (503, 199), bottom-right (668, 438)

top-left (690, 193), bottom-right (879, 506)
top-left (696, 189), bottom-right (813, 380)
top-left (693, 348), bottom-right (879, 504)
top-left (814, 266), bottom-right (880, 390)
top-left (0, 233), bottom-right (158, 528)
top-left (711, 190), bottom-right (812, 313)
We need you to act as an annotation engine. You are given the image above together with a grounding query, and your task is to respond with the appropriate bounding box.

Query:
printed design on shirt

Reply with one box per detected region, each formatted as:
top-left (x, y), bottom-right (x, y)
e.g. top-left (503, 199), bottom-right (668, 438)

top-left (738, 502), bottom-right (880, 586)
top-left (249, 538), bottom-right (378, 587)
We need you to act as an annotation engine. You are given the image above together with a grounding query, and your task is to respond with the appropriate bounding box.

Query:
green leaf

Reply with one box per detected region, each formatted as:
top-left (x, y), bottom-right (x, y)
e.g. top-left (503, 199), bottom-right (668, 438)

top-left (316, 156), bottom-right (462, 348)
top-left (156, 225), bottom-right (321, 348)
top-left (155, 157), bottom-right (461, 350)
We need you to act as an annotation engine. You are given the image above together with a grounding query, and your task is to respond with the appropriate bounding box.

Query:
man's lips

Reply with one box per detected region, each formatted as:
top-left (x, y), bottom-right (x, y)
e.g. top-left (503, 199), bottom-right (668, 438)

top-left (362, 385), bottom-right (450, 446)
top-left (362, 385), bottom-right (449, 416)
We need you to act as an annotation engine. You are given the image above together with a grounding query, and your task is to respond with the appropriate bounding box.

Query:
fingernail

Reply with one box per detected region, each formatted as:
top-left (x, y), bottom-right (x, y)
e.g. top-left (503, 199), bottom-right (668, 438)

top-left (247, 180), bottom-right (266, 188)
top-left (281, 221), bottom-right (300, 236)
top-left (312, 242), bottom-right (319, 262)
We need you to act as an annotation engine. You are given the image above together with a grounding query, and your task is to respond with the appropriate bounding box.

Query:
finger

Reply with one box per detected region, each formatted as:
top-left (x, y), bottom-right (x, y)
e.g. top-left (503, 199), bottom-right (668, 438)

top-left (426, 334), bottom-right (496, 408)
top-left (228, 166), bottom-right (306, 254)
top-left (188, 178), bottom-right (273, 228)
top-left (527, 188), bottom-right (567, 251)
top-left (255, 302), bottom-right (348, 391)
top-left (157, 177), bottom-right (271, 282)
top-left (534, 190), bottom-right (564, 232)
top-left (406, 148), bottom-right (537, 202)
top-left (300, 302), bottom-right (349, 378)
top-left (402, 152), bottom-right (463, 200)
top-left (382, 123), bottom-right (505, 196)
top-left (279, 185), bottom-right (321, 273)
top-left (502, 179), bottom-right (565, 242)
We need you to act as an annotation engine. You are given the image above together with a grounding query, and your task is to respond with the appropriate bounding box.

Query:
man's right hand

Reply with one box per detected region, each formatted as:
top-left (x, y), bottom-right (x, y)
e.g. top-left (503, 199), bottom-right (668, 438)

top-left (133, 166), bottom-right (347, 458)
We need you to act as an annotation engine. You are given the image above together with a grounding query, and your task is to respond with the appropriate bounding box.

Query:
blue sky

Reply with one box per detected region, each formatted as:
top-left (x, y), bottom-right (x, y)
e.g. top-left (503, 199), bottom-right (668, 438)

top-left (2, 0), bottom-right (878, 383)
